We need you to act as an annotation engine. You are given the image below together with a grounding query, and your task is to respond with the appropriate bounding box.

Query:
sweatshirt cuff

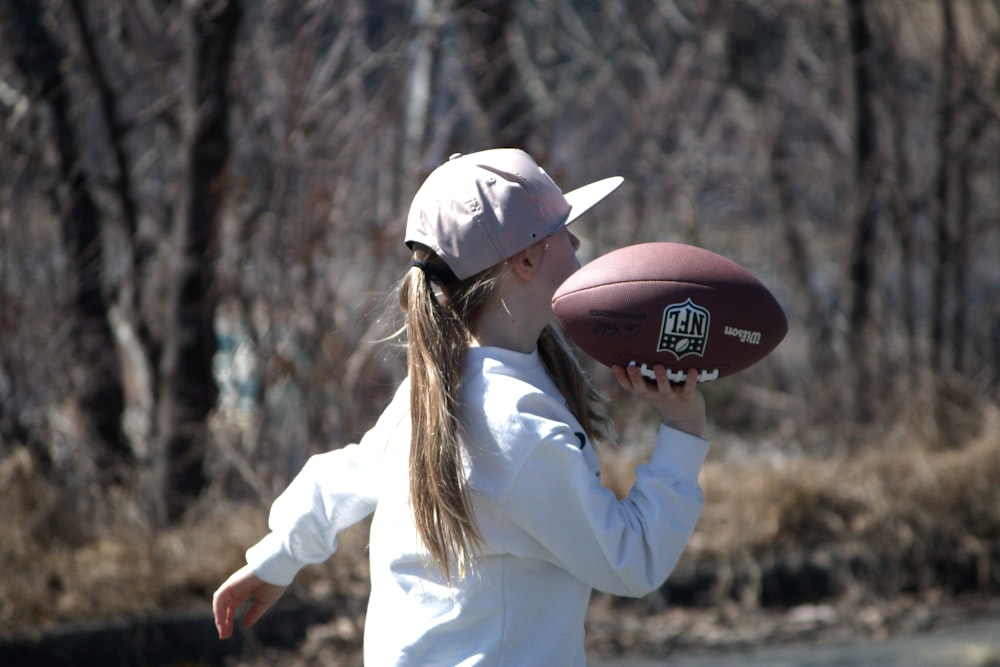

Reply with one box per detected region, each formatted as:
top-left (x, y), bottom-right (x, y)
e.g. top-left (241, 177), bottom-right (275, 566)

top-left (246, 533), bottom-right (303, 586)
top-left (650, 423), bottom-right (710, 481)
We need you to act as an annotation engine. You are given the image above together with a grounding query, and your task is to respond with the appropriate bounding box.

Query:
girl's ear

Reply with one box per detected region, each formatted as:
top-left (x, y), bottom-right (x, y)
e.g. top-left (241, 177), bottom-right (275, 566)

top-left (511, 242), bottom-right (545, 281)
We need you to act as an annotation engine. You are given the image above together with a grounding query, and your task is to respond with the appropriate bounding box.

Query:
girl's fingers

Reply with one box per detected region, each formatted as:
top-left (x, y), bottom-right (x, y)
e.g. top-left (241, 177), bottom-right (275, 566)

top-left (611, 365), bottom-right (629, 391)
top-left (612, 364), bottom-right (643, 392)
top-left (682, 367), bottom-right (698, 395)
top-left (243, 600), bottom-right (268, 628)
top-left (213, 588), bottom-right (238, 639)
top-left (615, 364), bottom-right (694, 393)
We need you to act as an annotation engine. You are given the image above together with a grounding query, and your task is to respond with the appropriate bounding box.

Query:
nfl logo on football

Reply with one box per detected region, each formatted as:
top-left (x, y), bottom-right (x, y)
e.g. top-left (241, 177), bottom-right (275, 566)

top-left (658, 298), bottom-right (710, 359)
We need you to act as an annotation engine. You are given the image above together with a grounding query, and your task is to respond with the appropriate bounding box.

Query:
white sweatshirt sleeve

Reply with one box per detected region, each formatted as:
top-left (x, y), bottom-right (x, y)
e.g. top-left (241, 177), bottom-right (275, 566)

top-left (501, 422), bottom-right (708, 598)
top-left (245, 381), bottom-right (409, 585)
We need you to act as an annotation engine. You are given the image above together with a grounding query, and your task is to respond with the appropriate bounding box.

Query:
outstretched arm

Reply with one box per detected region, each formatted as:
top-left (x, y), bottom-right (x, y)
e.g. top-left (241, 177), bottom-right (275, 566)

top-left (212, 564), bottom-right (287, 639)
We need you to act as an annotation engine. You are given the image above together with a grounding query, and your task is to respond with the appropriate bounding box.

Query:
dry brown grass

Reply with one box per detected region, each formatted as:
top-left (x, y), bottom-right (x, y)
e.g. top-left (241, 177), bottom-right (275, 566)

top-left (700, 406), bottom-right (1000, 553)
top-left (0, 450), bottom-right (264, 633)
top-left (685, 404), bottom-right (1000, 608)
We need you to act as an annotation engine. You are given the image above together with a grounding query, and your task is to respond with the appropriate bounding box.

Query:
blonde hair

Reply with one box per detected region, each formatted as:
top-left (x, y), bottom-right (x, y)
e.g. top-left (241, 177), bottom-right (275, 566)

top-left (399, 245), bottom-right (617, 582)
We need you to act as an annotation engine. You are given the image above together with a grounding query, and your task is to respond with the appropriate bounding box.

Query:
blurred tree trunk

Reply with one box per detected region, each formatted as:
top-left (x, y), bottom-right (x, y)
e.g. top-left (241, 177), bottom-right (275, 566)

top-left (931, 0), bottom-right (957, 375)
top-left (0, 0), bottom-right (129, 472)
top-left (846, 0), bottom-right (881, 423)
top-left (153, 0), bottom-right (240, 522)
top-left (881, 6), bottom-right (941, 440)
top-left (457, 0), bottom-right (533, 148)
top-left (403, 0), bottom-right (437, 189)
top-left (769, 139), bottom-right (836, 385)
top-left (949, 87), bottom-right (991, 378)
top-left (952, 136), bottom-right (972, 376)
top-left (885, 23), bottom-right (921, 379)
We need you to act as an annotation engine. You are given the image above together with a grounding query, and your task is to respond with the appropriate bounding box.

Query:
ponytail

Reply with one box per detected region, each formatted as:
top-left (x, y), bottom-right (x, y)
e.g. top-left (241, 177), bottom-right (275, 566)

top-left (399, 246), bottom-right (500, 581)
top-left (398, 247), bottom-right (615, 582)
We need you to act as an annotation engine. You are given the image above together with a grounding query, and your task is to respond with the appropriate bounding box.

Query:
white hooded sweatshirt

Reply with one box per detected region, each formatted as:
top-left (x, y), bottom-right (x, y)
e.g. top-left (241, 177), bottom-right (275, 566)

top-left (246, 346), bottom-right (709, 666)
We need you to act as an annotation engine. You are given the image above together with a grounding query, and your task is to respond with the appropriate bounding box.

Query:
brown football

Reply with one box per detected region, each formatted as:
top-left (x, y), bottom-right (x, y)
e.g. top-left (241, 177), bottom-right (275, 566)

top-left (552, 242), bottom-right (787, 382)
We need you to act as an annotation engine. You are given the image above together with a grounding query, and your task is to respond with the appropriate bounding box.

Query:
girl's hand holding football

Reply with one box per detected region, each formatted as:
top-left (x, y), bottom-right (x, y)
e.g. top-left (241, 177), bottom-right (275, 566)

top-left (613, 365), bottom-right (706, 438)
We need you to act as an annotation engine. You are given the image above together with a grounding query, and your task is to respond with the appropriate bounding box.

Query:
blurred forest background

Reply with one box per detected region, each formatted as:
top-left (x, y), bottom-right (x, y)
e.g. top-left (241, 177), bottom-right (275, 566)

top-left (1, 0), bottom-right (999, 664)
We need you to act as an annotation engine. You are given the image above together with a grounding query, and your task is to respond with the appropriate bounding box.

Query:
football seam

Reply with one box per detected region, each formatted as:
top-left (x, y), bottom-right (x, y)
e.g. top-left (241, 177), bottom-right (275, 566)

top-left (553, 279), bottom-right (761, 301)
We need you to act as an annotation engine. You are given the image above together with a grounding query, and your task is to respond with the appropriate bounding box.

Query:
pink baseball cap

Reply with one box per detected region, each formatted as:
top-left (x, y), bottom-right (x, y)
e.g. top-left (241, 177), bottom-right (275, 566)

top-left (405, 149), bottom-right (623, 280)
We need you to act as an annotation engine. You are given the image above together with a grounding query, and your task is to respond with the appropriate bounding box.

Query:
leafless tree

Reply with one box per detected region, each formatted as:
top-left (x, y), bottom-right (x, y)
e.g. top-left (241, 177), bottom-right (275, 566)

top-left (846, 0), bottom-right (881, 423)
top-left (1, 0), bottom-right (998, 520)
top-left (1, 0), bottom-right (130, 478)
top-left (0, 0), bottom-right (240, 523)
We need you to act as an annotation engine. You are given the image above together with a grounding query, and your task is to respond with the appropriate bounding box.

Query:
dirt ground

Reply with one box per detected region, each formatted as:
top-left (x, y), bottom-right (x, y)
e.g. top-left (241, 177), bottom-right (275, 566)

top-left (216, 586), bottom-right (998, 666)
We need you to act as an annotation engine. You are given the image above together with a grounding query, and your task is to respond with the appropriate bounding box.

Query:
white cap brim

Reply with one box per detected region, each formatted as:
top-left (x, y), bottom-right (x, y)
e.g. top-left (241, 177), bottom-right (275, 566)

top-left (563, 176), bottom-right (625, 226)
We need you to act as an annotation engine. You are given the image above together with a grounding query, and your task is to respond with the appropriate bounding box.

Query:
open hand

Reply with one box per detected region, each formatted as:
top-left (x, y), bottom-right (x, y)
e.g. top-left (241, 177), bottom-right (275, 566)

top-left (612, 365), bottom-right (706, 438)
top-left (212, 564), bottom-right (287, 639)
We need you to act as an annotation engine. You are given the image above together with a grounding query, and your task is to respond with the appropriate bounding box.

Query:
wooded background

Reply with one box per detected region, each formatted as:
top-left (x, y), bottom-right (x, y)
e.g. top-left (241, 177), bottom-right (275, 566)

top-left (1, 0), bottom-right (998, 535)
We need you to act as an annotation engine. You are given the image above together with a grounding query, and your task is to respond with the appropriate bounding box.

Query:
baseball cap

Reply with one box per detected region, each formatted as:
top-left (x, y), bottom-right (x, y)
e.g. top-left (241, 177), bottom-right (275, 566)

top-left (405, 149), bottom-right (623, 280)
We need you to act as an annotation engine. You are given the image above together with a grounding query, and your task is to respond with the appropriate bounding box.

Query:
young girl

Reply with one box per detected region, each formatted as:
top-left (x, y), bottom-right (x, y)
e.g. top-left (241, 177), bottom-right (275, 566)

top-left (213, 149), bottom-right (709, 666)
